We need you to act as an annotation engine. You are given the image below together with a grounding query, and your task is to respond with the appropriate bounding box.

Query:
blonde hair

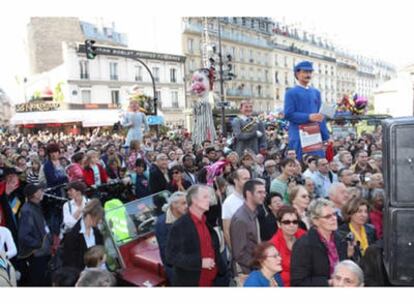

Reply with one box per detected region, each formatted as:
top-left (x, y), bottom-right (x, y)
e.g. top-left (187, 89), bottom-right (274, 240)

top-left (84, 245), bottom-right (106, 268)
top-left (288, 185), bottom-right (307, 205)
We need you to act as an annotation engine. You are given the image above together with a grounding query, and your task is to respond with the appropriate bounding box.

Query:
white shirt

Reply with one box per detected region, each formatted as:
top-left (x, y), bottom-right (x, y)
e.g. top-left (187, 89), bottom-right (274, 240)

top-left (222, 191), bottom-right (245, 220)
top-left (62, 197), bottom-right (89, 232)
top-left (303, 168), bottom-right (317, 180)
top-left (0, 226), bottom-right (17, 259)
top-left (79, 218), bottom-right (96, 249)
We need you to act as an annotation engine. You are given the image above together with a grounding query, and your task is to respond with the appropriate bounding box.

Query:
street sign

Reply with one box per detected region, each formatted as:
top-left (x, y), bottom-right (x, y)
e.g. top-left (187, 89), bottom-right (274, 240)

top-left (147, 115), bottom-right (164, 125)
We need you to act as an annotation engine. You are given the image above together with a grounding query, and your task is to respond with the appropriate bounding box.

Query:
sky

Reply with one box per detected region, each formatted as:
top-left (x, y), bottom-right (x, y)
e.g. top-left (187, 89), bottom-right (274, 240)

top-left (1, 0), bottom-right (413, 103)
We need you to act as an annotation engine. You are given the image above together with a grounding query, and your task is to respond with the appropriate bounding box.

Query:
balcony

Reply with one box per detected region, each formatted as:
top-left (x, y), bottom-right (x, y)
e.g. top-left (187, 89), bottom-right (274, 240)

top-left (226, 88), bottom-right (252, 98)
top-left (183, 22), bottom-right (273, 49)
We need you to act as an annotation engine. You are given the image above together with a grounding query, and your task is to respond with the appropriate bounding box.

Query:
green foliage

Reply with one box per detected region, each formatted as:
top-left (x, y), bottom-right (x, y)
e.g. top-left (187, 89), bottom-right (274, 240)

top-left (53, 82), bottom-right (64, 102)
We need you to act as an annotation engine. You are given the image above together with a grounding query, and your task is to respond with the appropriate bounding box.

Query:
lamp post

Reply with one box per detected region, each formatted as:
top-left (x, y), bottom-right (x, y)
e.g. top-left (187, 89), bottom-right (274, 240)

top-left (217, 18), bottom-right (226, 136)
top-left (133, 57), bottom-right (158, 136)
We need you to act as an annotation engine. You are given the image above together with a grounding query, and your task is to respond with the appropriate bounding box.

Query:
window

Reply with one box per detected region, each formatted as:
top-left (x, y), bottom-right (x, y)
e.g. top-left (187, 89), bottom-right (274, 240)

top-left (242, 17), bottom-right (246, 26)
top-left (170, 68), bottom-right (177, 83)
top-left (275, 71), bottom-right (279, 84)
top-left (239, 49), bottom-right (244, 62)
top-left (81, 90), bottom-right (91, 103)
top-left (111, 90), bottom-right (120, 106)
top-left (135, 65), bottom-right (143, 81)
top-left (152, 67), bottom-right (160, 82)
top-left (257, 85), bottom-right (262, 97)
top-left (276, 88), bottom-right (280, 100)
top-left (79, 61), bottom-right (89, 79)
top-left (285, 72), bottom-right (288, 85)
top-left (265, 70), bottom-right (269, 82)
top-left (249, 50), bottom-right (254, 63)
top-left (171, 91), bottom-right (179, 108)
top-left (109, 62), bottom-right (118, 80)
top-left (188, 38), bottom-right (194, 53)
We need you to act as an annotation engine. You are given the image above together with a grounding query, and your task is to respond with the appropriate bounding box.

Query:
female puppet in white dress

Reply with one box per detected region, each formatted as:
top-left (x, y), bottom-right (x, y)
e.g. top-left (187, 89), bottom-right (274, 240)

top-left (121, 99), bottom-right (149, 147)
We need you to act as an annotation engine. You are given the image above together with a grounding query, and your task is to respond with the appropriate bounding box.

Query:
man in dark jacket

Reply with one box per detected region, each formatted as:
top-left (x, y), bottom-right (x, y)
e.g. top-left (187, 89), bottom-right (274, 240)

top-left (290, 198), bottom-right (350, 286)
top-left (155, 191), bottom-right (187, 283)
top-left (149, 153), bottom-right (169, 214)
top-left (18, 183), bottom-right (52, 286)
top-left (165, 184), bottom-right (227, 286)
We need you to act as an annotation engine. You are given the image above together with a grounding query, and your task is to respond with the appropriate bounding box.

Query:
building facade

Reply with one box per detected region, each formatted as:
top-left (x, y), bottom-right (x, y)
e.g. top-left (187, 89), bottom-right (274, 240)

top-left (270, 23), bottom-right (337, 108)
top-left (182, 17), bottom-right (397, 116)
top-left (0, 88), bottom-right (12, 126)
top-left (182, 17), bottom-right (274, 113)
top-left (21, 18), bottom-right (186, 128)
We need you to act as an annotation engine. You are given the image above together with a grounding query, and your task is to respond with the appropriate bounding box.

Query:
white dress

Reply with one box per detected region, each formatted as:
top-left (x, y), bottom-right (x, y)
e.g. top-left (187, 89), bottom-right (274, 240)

top-left (122, 111), bottom-right (149, 146)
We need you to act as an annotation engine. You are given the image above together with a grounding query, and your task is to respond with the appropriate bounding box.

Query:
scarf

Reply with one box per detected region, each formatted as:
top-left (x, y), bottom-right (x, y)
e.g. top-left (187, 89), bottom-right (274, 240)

top-left (349, 224), bottom-right (369, 255)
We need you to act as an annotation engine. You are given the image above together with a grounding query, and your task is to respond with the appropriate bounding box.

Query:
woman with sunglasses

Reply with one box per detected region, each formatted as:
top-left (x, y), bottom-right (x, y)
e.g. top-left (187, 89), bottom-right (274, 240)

top-left (290, 198), bottom-right (352, 286)
top-left (167, 165), bottom-right (191, 193)
top-left (270, 206), bottom-right (306, 286)
top-left (244, 242), bottom-right (284, 287)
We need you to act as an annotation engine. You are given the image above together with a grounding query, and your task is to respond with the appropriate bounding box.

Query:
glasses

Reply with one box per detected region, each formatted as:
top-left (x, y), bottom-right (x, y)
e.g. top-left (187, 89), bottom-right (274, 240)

top-left (172, 171), bottom-right (181, 175)
top-left (318, 212), bottom-right (337, 220)
top-left (265, 253), bottom-right (280, 259)
top-left (281, 220), bottom-right (299, 225)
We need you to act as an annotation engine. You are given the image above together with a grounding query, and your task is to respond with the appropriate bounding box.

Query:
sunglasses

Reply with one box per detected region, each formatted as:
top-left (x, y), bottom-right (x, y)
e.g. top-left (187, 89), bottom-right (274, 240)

top-left (280, 220), bottom-right (299, 225)
top-left (319, 212), bottom-right (337, 220)
top-left (172, 171), bottom-right (181, 175)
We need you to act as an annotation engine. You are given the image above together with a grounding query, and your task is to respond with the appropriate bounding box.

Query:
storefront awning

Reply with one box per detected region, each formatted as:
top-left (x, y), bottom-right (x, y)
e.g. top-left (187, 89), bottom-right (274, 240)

top-left (10, 109), bottom-right (120, 127)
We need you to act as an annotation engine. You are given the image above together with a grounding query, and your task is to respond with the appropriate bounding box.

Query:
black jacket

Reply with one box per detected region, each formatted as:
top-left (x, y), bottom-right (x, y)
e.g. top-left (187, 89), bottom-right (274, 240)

top-left (18, 201), bottom-right (52, 259)
top-left (165, 213), bottom-right (227, 286)
top-left (338, 223), bottom-right (376, 263)
top-left (149, 164), bottom-right (168, 195)
top-left (290, 227), bottom-right (348, 286)
top-left (62, 219), bottom-right (103, 271)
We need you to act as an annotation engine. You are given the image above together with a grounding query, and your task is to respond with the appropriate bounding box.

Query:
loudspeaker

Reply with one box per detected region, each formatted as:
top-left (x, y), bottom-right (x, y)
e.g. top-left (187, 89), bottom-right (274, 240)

top-left (383, 208), bottom-right (414, 285)
top-left (382, 118), bottom-right (414, 206)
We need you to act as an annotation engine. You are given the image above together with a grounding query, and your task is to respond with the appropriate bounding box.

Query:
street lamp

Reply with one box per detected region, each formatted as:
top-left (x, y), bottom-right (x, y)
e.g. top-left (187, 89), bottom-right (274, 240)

top-left (217, 18), bottom-right (226, 136)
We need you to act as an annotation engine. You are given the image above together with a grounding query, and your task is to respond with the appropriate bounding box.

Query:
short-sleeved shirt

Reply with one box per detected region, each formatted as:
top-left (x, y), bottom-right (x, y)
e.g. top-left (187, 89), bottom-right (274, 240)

top-left (222, 192), bottom-right (244, 220)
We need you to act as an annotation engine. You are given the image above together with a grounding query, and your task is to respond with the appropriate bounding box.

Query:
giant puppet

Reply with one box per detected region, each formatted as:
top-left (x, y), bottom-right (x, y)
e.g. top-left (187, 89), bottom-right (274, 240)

top-left (121, 86), bottom-right (150, 147)
top-left (190, 67), bottom-right (217, 147)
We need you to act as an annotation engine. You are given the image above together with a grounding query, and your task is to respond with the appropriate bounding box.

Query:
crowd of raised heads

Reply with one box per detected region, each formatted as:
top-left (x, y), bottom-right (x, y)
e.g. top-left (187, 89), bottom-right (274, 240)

top-left (0, 123), bottom-right (386, 287)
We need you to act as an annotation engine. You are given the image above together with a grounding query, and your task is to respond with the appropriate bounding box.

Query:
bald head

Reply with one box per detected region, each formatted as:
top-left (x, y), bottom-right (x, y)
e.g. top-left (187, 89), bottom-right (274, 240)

top-left (329, 182), bottom-right (349, 209)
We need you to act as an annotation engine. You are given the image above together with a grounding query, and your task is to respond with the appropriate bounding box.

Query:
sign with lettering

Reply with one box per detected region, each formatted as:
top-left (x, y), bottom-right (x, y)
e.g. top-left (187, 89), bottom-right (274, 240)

top-left (78, 44), bottom-right (186, 63)
top-left (15, 102), bottom-right (61, 113)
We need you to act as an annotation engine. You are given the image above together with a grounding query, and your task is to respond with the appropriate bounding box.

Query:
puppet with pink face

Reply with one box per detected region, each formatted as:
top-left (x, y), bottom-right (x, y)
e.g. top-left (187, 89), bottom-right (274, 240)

top-left (191, 68), bottom-right (217, 146)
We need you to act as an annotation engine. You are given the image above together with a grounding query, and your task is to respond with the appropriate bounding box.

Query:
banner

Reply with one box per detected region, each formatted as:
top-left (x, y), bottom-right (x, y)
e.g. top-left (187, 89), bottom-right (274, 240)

top-left (299, 123), bottom-right (323, 153)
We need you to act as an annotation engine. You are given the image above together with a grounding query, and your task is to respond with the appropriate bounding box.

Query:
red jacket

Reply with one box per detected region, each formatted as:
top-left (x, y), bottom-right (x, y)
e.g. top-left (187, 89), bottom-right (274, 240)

top-left (270, 228), bottom-right (306, 287)
top-left (83, 164), bottom-right (108, 187)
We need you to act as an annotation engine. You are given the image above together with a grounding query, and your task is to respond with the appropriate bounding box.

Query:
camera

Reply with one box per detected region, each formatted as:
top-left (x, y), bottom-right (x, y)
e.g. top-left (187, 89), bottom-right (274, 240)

top-left (345, 232), bottom-right (354, 243)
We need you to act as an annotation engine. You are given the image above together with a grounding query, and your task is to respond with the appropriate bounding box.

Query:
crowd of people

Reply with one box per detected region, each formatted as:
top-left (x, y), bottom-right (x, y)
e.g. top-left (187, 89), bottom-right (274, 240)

top-left (0, 117), bottom-right (385, 287)
top-left (0, 60), bottom-right (387, 288)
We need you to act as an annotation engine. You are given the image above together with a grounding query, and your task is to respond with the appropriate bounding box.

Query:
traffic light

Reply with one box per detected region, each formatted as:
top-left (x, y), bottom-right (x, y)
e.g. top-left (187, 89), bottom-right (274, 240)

top-left (85, 39), bottom-right (97, 60)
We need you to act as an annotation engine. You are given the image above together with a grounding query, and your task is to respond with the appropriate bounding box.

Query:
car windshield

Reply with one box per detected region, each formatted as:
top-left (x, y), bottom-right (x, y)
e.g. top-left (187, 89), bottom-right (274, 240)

top-left (103, 191), bottom-right (170, 246)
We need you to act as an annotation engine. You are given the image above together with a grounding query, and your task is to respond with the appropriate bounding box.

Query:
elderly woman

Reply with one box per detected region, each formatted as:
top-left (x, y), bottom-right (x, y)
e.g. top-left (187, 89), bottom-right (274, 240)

top-left (155, 192), bottom-right (188, 284)
top-left (339, 197), bottom-right (376, 260)
top-left (331, 260), bottom-right (364, 287)
top-left (288, 185), bottom-right (311, 230)
top-left (290, 198), bottom-right (351, 286)
top-left (270, 206), bottom-right (306, 286)
top-left (243, 242), bottom-right (284, 287)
